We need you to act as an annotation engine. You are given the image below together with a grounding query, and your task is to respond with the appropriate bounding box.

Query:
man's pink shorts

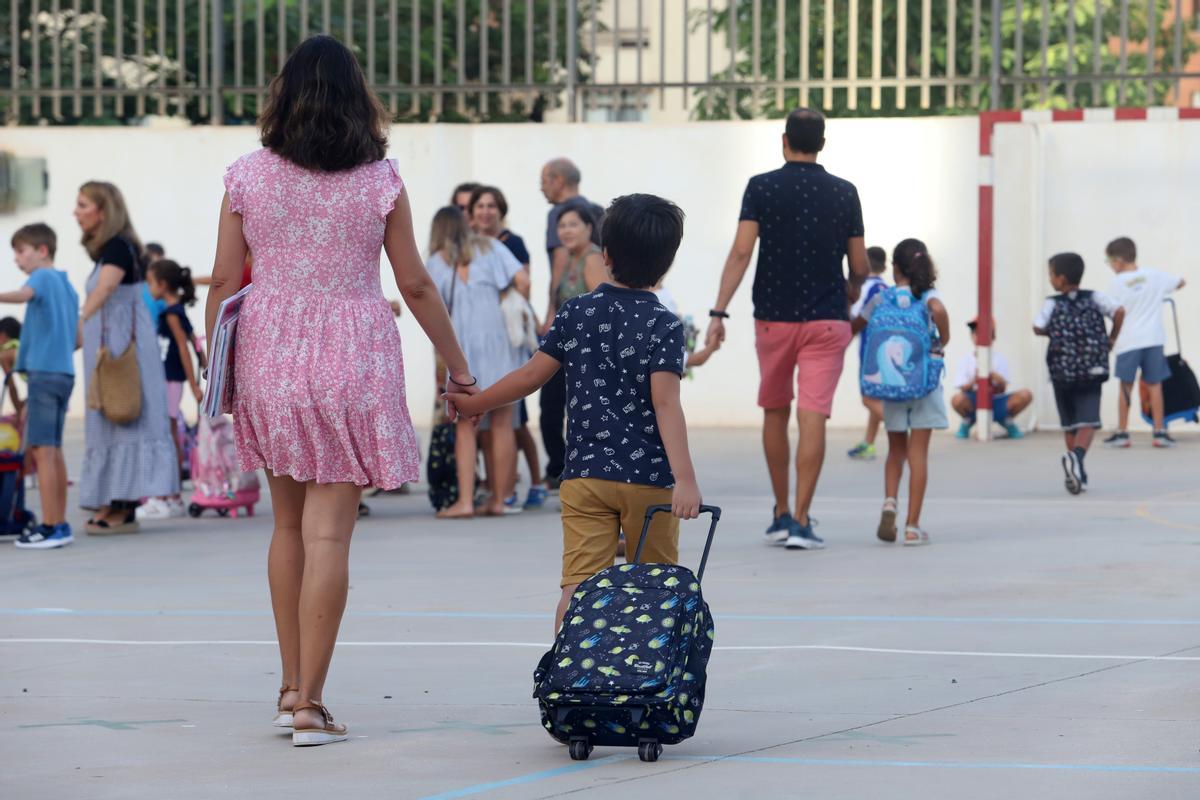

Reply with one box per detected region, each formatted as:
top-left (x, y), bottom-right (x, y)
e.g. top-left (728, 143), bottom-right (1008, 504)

top-left (755, 320), bottom-right (853, 415)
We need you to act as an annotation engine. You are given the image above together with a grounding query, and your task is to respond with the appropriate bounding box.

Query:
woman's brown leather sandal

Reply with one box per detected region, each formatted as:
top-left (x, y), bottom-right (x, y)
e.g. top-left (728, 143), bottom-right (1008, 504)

top-left (291, 700), bottom-right (348, 747)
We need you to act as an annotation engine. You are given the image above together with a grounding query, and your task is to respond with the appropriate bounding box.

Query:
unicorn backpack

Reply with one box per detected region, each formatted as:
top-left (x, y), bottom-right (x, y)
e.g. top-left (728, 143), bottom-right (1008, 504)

top-left (860, 287), bottom-right (942, 401)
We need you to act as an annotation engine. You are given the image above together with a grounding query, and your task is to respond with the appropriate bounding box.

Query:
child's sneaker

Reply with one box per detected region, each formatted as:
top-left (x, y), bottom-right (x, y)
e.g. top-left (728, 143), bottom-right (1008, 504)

top-left (15, 523), bottom-right (73, 549)
top-left (1003, 422), bottom-right (1024, 439)
top-left (1061, 451), bottom-right (1083, 495)
top-left (524, 486), bottom-right (548, 509)
top-left (1104, 431), bottom-right (1131, 448)
top-left (764, 511), bottom-right (796, 545)
top-left (136, 497), bottom-right (174, 520)
top-left (955, 422), bottom-right (973, 440)
top-left (784, 520), bottom-right (825, 550)
top-left (846, 442), bottom-right (876, 461)
top-left (877, 498), bottom-right (898, 543)
top-left (1153, 431), bottom-right (1177, 449)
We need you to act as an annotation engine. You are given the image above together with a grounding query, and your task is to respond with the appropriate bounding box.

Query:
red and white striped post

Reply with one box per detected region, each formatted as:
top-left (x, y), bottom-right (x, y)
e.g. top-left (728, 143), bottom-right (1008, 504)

top-left (975, 106), bottom-right (1200, 442)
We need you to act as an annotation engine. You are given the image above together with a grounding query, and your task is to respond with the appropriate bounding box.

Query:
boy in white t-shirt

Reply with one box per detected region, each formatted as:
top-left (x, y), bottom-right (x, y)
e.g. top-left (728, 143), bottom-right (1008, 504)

top-left (1103, 237), bottom-right (1186, 448)
top-left (950, 320), bottom-right (1033, 440)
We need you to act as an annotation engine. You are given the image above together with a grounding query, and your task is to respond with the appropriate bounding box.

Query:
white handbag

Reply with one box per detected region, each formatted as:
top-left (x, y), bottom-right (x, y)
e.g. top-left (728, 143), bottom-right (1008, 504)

top-left (500, 288), bottom-right (539, 352)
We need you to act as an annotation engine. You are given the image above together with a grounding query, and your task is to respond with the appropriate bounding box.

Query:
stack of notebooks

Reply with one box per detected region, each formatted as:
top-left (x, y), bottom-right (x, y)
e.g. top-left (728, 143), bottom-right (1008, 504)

top-left (200, 284), bottom-right (251, 418)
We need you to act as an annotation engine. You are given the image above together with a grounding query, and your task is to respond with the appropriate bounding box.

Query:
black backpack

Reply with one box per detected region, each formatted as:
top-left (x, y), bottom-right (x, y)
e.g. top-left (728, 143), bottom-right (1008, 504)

top-left (534, 505), bottom-right (720, 763)
top-left (425, 422), bottom-right (458, 511)
top-left (1045, 291), bottom-right (1110, 384)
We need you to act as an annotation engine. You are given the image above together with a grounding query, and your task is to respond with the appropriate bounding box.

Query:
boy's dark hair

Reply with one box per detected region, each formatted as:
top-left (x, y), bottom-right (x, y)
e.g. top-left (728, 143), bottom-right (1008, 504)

top-left (600, 194), bottom-right (685, 290)
top-left (11, 223), bottom-right (57, 259)
top-left (866, 245), bottom-right (887, 274)
top-left (1049, 252), bottom-right (1085, 285)
top-left (468, 185), bottom-right (508, 219)
top-left (148, 259), bottom-right (198, 307)
top-left (452, 182), bottom-right (481, 206)
top-left (1105, 237), bottom-right (1136, 263)
top-left (785, 108), bottom-right (825, 154)
top-left (892, 238), bottom-right (937, 298)
top-left (145, 242), bottom-right (165, 257)
top-left (259, 35), bottom-right (389, 172)
top-left (0, 317), bottom-right (21, 341)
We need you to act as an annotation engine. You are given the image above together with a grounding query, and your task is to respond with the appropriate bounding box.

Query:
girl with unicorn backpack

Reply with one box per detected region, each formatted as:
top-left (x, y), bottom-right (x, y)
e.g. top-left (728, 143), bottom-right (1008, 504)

top-left (852, 239), bottom-right (950, 547)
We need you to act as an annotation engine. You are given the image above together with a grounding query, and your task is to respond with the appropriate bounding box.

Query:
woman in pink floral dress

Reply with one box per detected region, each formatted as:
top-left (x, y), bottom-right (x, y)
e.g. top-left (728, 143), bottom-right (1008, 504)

top-left (205, 36), bottom-right (475, 747)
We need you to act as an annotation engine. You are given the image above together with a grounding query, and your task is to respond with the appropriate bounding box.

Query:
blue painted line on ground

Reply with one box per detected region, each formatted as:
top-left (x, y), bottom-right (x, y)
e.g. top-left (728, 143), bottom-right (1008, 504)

top-left (405, 752), bottom-right (1200, 799)
top-left (3, 608), bottom-right (1199, 626)
top-left (662, 755), bottom-right (1200, 774)
top-left (415, 755), bottom-right (628, 799)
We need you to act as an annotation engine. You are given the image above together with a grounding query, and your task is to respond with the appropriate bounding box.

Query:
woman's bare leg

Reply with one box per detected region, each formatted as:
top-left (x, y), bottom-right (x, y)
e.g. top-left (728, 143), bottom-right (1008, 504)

top-left (265, 472), bottom-right (306, 712)
top-left (293, 481), bottom-right (362, 725)
top-left (485, 406), bottom-right (517, 515)
top-left (439, 419), bottom-right (478, 517)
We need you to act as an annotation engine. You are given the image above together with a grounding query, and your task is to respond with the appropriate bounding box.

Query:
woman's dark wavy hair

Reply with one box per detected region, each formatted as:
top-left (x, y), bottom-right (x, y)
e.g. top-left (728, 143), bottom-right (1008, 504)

top-left (259, 35), bottom-right (389, 172)
top-left (893, 237), bottom-right (938, 298)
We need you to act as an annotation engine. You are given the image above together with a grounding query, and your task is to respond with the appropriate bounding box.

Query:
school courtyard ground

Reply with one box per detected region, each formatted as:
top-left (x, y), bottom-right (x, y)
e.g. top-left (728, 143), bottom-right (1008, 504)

top-left (2, 423), bottom-right (1197, 799)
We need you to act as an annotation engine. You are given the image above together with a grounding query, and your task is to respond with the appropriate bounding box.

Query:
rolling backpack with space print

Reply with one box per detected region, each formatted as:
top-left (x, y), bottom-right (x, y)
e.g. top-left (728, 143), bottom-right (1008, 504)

top-left (533, 505), bottom-right (720, 763)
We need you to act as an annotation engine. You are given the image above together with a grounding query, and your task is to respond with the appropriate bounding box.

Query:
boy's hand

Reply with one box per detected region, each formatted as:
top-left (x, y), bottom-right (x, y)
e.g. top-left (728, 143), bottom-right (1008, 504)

top-left (671, 478), bottom-right (702, 520)
top-left (443, 390), bottom-right (483, 423)
top-left (191, 384), bottom-right (204, 402)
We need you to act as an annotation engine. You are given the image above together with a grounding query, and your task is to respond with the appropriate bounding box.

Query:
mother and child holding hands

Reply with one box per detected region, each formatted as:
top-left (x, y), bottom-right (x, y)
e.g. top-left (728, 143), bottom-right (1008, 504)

top-left (204, 35), bottom-right (702, 747)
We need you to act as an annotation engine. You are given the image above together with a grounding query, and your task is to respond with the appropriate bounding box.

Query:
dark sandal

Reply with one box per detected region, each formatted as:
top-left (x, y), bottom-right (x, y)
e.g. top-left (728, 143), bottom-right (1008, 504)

top-left (291, 700), bottom-right (348, 747)
top-left (273, 685), bottom-right (298, 729)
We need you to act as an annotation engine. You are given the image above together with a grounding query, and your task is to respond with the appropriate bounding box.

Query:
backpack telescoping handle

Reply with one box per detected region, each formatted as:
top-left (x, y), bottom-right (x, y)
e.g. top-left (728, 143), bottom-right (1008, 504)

top-left (1166, 298), bottom-right (1181, 356)
top-left (633, 504), bottom-right (722, 583)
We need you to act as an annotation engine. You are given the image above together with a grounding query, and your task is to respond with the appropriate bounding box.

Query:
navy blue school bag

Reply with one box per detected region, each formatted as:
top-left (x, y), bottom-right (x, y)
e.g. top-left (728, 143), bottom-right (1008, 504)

top-left (860, 287), bottom-right (942, 401)
top-left (533, 505), bottom-right (720, 763)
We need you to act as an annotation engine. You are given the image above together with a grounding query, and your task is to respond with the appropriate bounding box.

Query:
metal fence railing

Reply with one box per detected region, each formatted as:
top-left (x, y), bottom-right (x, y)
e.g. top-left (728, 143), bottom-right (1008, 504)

top-left (3, 0), bottom-right (1199, 125)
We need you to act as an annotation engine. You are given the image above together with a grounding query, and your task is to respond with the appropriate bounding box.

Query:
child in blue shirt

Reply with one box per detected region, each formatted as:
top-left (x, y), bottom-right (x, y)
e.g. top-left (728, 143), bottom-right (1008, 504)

top-left (3, 224), bottom-right (80, 549)
top-left (447, 194), bottom-right (703, 632)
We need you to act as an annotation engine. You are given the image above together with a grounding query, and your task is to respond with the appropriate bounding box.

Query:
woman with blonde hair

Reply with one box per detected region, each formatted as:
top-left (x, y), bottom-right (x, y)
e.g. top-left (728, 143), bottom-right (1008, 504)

top-left (74, 181), bottom-right (179, 534)
top-left (427, 206), bottom-right (529, 518)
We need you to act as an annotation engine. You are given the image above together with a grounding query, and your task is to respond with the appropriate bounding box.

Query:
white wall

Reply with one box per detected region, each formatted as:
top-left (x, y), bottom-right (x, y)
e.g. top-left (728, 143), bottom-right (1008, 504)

top-left (2, 116), bottom-right (1196, 430)
top-left (993, 119), bottom-right (1200, 432)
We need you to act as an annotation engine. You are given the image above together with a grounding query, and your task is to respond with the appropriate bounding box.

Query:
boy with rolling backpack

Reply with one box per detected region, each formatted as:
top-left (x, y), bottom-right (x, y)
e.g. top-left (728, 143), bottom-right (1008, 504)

top-left (446, 193), bottom-right (714, 763)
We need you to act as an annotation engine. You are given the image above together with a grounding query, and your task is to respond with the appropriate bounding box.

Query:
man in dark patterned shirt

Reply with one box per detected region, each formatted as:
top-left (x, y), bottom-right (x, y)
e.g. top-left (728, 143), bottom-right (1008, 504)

top-left (707, 108), bottom-right (869, 551)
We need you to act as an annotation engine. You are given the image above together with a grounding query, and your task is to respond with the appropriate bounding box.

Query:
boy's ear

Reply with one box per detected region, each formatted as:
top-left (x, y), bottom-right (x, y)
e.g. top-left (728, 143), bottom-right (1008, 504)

top-left (602, 248), bottom-right (613, 268)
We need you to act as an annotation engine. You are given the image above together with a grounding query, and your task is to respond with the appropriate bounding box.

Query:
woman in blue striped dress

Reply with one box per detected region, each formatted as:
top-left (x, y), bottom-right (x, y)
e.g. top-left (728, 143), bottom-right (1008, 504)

top-left (75, 181), bottom-right (180, 534)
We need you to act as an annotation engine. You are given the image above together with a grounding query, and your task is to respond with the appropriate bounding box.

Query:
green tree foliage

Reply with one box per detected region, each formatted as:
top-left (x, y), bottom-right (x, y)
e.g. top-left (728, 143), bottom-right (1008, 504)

top-left (691, 0), bottom-right (1193, 119)
top-left (1, 0), bottom-right (590, 124)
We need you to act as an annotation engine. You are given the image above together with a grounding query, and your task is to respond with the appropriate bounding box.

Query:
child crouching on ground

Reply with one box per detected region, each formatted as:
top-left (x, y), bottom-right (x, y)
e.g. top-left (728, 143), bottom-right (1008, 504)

top-left (447, 194), bottom-right (703, 632)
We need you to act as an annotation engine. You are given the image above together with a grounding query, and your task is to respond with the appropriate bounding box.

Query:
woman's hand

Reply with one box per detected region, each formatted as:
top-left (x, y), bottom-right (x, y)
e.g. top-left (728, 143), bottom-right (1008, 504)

top-left (443, 389), bottom-right (483, 423)
top-left (705, 317), bottom-right (726, 349)
top-left (444, 373), bottom-right (481, 422)
top-left (191, 383), bottom-right (204, 402)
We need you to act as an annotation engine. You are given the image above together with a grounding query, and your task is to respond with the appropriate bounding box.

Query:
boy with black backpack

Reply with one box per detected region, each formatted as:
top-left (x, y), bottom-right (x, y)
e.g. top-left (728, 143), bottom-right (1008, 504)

top-left (1034, 253), bottom-right (1125, 495)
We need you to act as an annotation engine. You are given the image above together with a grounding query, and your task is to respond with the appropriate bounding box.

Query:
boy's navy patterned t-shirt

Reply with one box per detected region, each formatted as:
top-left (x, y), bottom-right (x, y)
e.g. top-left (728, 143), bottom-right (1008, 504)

top-left (539, 284), bottom-right (687, 488)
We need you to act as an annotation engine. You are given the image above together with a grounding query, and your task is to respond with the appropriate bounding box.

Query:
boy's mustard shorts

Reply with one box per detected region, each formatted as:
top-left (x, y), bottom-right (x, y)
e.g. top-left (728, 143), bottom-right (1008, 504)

top-left (559, 478), bottom-right (680, 587)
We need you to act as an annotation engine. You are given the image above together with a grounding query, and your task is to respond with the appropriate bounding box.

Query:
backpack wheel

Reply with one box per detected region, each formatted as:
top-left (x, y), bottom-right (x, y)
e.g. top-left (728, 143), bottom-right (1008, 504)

top-left (187, 504), bottom-right (203, 518)
top-left (568, 738), bottom-right (592, 761)
top-left (638, 740), bottom-right (662, 762)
